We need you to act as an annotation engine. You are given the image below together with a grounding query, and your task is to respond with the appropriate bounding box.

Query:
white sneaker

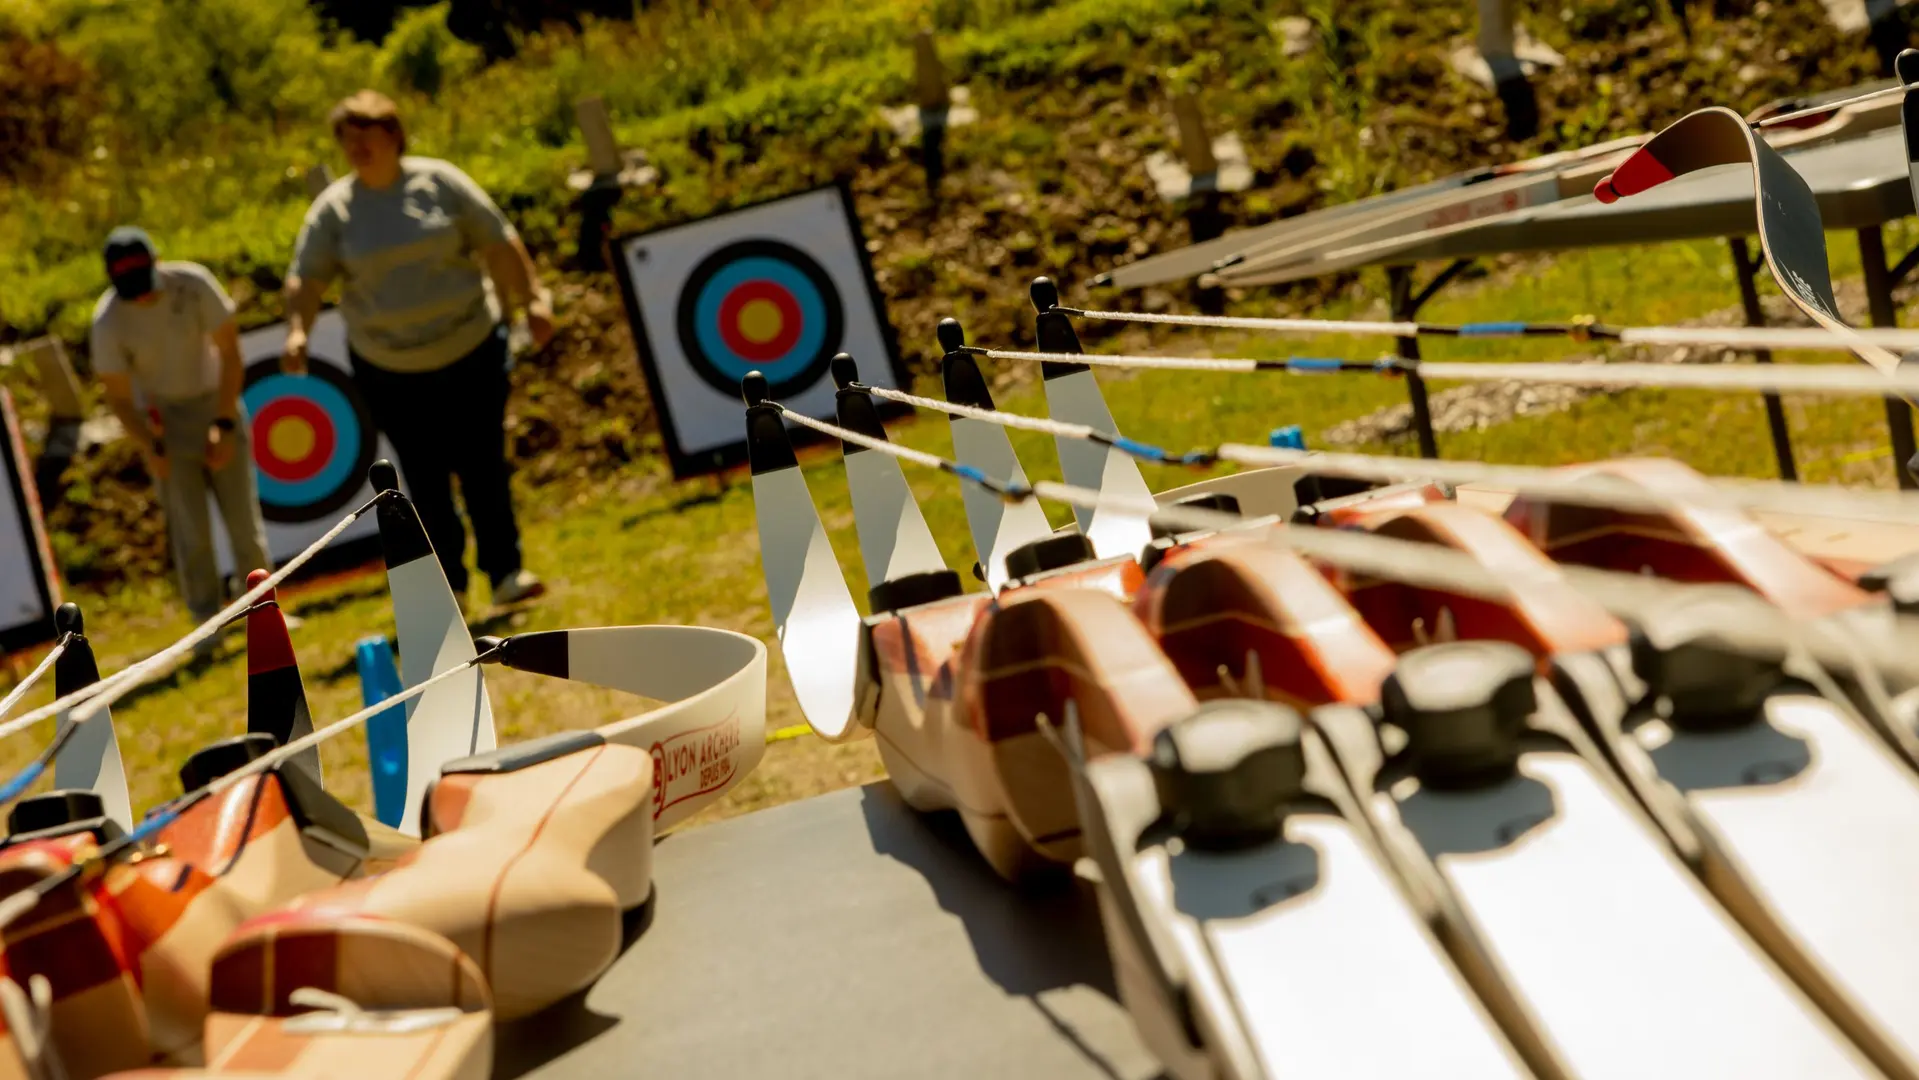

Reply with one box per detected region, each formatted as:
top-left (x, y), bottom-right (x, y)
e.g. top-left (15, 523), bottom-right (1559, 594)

top-left (492, 570), bottom-right (547, 606)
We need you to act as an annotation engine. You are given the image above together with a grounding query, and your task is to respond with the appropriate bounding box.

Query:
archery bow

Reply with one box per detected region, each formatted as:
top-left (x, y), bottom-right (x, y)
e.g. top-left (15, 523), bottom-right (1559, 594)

top-left (1595, 105), bottom-right (1912, 389)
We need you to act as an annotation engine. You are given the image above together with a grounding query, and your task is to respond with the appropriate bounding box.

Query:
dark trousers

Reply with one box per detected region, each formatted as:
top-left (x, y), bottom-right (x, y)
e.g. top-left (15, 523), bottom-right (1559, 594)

top-left (351, 326), bottom-right (522, 595)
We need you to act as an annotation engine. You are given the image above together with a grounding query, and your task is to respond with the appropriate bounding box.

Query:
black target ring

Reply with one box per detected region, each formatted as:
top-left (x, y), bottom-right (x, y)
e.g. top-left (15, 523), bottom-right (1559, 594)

top-left (675, 239), bottom-right (844, 399)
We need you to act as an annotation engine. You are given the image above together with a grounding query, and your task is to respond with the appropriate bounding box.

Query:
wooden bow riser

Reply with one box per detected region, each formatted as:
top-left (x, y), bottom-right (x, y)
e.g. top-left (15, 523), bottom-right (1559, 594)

top-left (794, 427), bottom-right (1919, 1078)
top-left (0, 734), bottom-right (656, 1079)
top-left (0, 484), bottom-right (767, 1080)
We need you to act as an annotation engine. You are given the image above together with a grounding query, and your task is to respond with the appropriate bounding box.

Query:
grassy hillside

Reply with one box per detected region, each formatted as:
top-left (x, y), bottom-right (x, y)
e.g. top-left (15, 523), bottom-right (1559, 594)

top-left (5, 0), bottom-right (1904, 585)
top-left (3, 0), bottom-right (1919, 823)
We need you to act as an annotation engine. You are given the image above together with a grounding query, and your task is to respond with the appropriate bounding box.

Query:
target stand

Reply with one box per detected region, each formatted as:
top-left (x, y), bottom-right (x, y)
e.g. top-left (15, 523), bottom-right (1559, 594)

top-left (0, 387), bottom-right (61, 652)
top-left (612, 183), bottom-right (910, 478)
top-left (211, 310), bottom-right (406, 578)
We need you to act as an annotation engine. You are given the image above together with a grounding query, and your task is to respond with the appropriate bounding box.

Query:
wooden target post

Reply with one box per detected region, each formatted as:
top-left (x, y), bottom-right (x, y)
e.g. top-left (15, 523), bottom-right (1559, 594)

top-left (1143, 90), bottom-right (1252, 311)
top-left (568, 95), bottom-right (658, 272)
top-left (1449, 0), bottom-right (1563, 140)
top-left (4, 338), bottom-right (85, 501)
top-left (879, 31), bottom-right (978, 198)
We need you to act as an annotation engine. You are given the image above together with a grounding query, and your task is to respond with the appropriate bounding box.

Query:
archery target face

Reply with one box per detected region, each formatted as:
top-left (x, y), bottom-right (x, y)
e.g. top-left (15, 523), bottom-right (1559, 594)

top-left (244, 359), bottom-right (375, 523)
top-left (616, 185), bottom-right (904, 477)
top-left (210, 311), bottom-right (406, 575)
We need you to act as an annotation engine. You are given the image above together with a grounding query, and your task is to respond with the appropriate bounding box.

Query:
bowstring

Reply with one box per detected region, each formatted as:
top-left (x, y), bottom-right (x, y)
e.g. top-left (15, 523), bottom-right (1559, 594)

top-left (0, 491), bottom-right (392, 742)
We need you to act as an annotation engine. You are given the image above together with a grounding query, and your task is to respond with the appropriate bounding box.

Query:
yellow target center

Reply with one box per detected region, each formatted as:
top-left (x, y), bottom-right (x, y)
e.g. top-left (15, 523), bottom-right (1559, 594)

top-left (268, 417), bottom-right (317, 462)
top-left (738, 299), bottom-right (785, 344)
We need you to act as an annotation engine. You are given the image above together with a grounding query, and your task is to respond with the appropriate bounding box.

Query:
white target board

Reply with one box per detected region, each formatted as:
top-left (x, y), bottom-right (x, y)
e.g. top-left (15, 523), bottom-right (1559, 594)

top-left (211, 310), bottom-right (406, 575)
top-left (0, 388), bottom-right (60, 650)
top-left (612, 183), bottom-right (909, 477)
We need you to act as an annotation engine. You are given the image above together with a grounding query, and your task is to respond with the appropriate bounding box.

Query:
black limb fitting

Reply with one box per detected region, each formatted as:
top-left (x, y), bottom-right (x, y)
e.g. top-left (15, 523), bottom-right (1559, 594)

top-left (9, 789), bottom-right (106, 836)
top-left (1149, 493), bottom-right (1241, 540)
top-left (740, 371), bottom-right (771, 407)
top-left (939, 320), bottom-right (996, 411)
top-left (832, 355), bottom-right (889, 450)
top-left (493, 631), bottom-right (569, 679)
top-left (742, 371), bottom-right (798, 475)
top-left (1383, 641), bottom-right (1534, 790)
top-left (369, 459), bottom-right (400, 495)
top-left (1029, 276), bottom-right (1062, 313)
top-left (935, 317), bottom-right (967, 355)
top-left (179, 733), bottom-right (278, 792)
top-left (1005, 532), bottom-right (1097, 580)
top-left (54, 603), bottom-right (82, 637)
top-left (1628, 590), bottom-right (1786, 731)
top-left (1290, 474), bottom-right (1382, 513)
top-left (1897, 48), bottom-right (1919, 85)
top-left (3, 789), bottom-right (123, 848)
top-left (830, 353), bottom-right (860, 391)
top-left (1149, 699), bottom-right (1307, 851)
top-left (1031, 277), bottom-right (1088, 379)
top-left (868, 569), bottom-right (963, 615)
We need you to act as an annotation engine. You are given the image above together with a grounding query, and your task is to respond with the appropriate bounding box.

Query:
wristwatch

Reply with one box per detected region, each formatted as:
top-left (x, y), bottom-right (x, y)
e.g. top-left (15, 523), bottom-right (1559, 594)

top-left (211, 417), bottom-right (237, 434)
top-left (150, 436), bottom-right (166, 457)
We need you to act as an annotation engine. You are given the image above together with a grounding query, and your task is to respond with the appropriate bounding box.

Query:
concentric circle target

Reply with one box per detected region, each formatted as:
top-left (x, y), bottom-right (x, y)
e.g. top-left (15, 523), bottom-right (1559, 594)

top-left (240, 360), bottom-right (376, 523)
top-left (675, 239), bottom-right (844, 398)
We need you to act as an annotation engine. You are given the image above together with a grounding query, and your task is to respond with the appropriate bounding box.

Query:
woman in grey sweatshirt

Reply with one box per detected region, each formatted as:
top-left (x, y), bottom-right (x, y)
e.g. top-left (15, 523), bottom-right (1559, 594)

top-left (282, 89), bottom-right (550, 610)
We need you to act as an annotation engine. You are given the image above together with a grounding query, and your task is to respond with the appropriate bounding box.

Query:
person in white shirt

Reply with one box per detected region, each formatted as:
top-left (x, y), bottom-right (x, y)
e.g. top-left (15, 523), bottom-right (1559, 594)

top-left (91, 226), bottom-right (272, 650)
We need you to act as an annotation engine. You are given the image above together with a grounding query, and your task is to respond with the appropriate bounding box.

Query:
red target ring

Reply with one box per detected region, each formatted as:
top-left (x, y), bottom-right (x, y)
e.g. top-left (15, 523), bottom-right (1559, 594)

top-left (252, 396), bottom-right (337, 484)
top-left (716, 280), bottom-right (804, 362)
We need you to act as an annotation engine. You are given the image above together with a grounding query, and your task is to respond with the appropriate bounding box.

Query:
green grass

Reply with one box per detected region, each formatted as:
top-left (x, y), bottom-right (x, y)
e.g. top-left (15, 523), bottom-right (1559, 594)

top-left (7, 221), bottom-right (1919, 826)
top-left (4, 0), bottom-right (1914, 825)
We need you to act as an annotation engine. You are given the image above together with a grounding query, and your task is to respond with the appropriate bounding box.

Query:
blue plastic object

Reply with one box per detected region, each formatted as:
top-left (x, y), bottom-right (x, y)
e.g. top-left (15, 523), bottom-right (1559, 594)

top-left (355, 635), bottom-right (408, 828)
top-left (1269, 425), bottom-right (1306, 450)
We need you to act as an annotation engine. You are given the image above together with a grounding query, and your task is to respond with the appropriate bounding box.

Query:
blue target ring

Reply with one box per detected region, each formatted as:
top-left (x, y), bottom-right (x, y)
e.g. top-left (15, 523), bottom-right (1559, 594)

top-left (240, 359), bottom-right (378, 523)
top-left (676, 239), bottom-right (844, 398)
top-left (691, 257), bottom-right (830, 381)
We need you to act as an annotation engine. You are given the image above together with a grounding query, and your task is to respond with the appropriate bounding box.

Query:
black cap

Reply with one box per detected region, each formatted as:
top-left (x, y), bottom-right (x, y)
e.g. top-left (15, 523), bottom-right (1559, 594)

top-left (368, 459), bottom-right (400, 494)
top-left (830, 353), bottom-right (859, 390)
top-left (1149, 492), bottom-right (1241, 540)
top-left (1382, 641), bottom-right (1534, 789)
top-left (1628, 590), bottom-right (1784, 731)
top-left (8, 789), bottom-right (106, 837)
top-left (868, 569), bottom-right (963, 615)
top-left (1030, 277), bottom-right (1061, 312)
top-left (54, 602), bottom-right (83, 637)
top-left (179, 733), bottom-right (278, 792)
top-left (1004, 532), bottom-right (1097, 580)
top-left (742, 370), bottom-right (770, 406)
top-left (104, 226), bottom-right (157, 300)
top-left (936, 318), bottom-right (966, 354)
top-left (1898, 47), bottom-right (1919, 86)
top-left (1149, 700), bottom-right (1307, 851)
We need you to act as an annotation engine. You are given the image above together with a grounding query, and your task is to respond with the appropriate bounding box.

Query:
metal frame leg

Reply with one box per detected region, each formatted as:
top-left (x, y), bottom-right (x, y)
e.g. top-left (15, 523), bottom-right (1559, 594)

top-left (1856, 226), bottom-right (1919, 491)
top-left (1388, 262), bottom-right (1475, 460)
top-left (1388, 267), bottom-right (1439, 459)
top-left (1728, 237), bottom-right (1797, 481)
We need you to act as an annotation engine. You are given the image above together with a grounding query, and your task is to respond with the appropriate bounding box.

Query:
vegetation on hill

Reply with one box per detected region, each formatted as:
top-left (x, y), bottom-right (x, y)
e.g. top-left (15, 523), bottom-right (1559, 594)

top-left (0, 0), bottom-right (1909, 588)
top-left (4, 0), bottom-right (1918, 821)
